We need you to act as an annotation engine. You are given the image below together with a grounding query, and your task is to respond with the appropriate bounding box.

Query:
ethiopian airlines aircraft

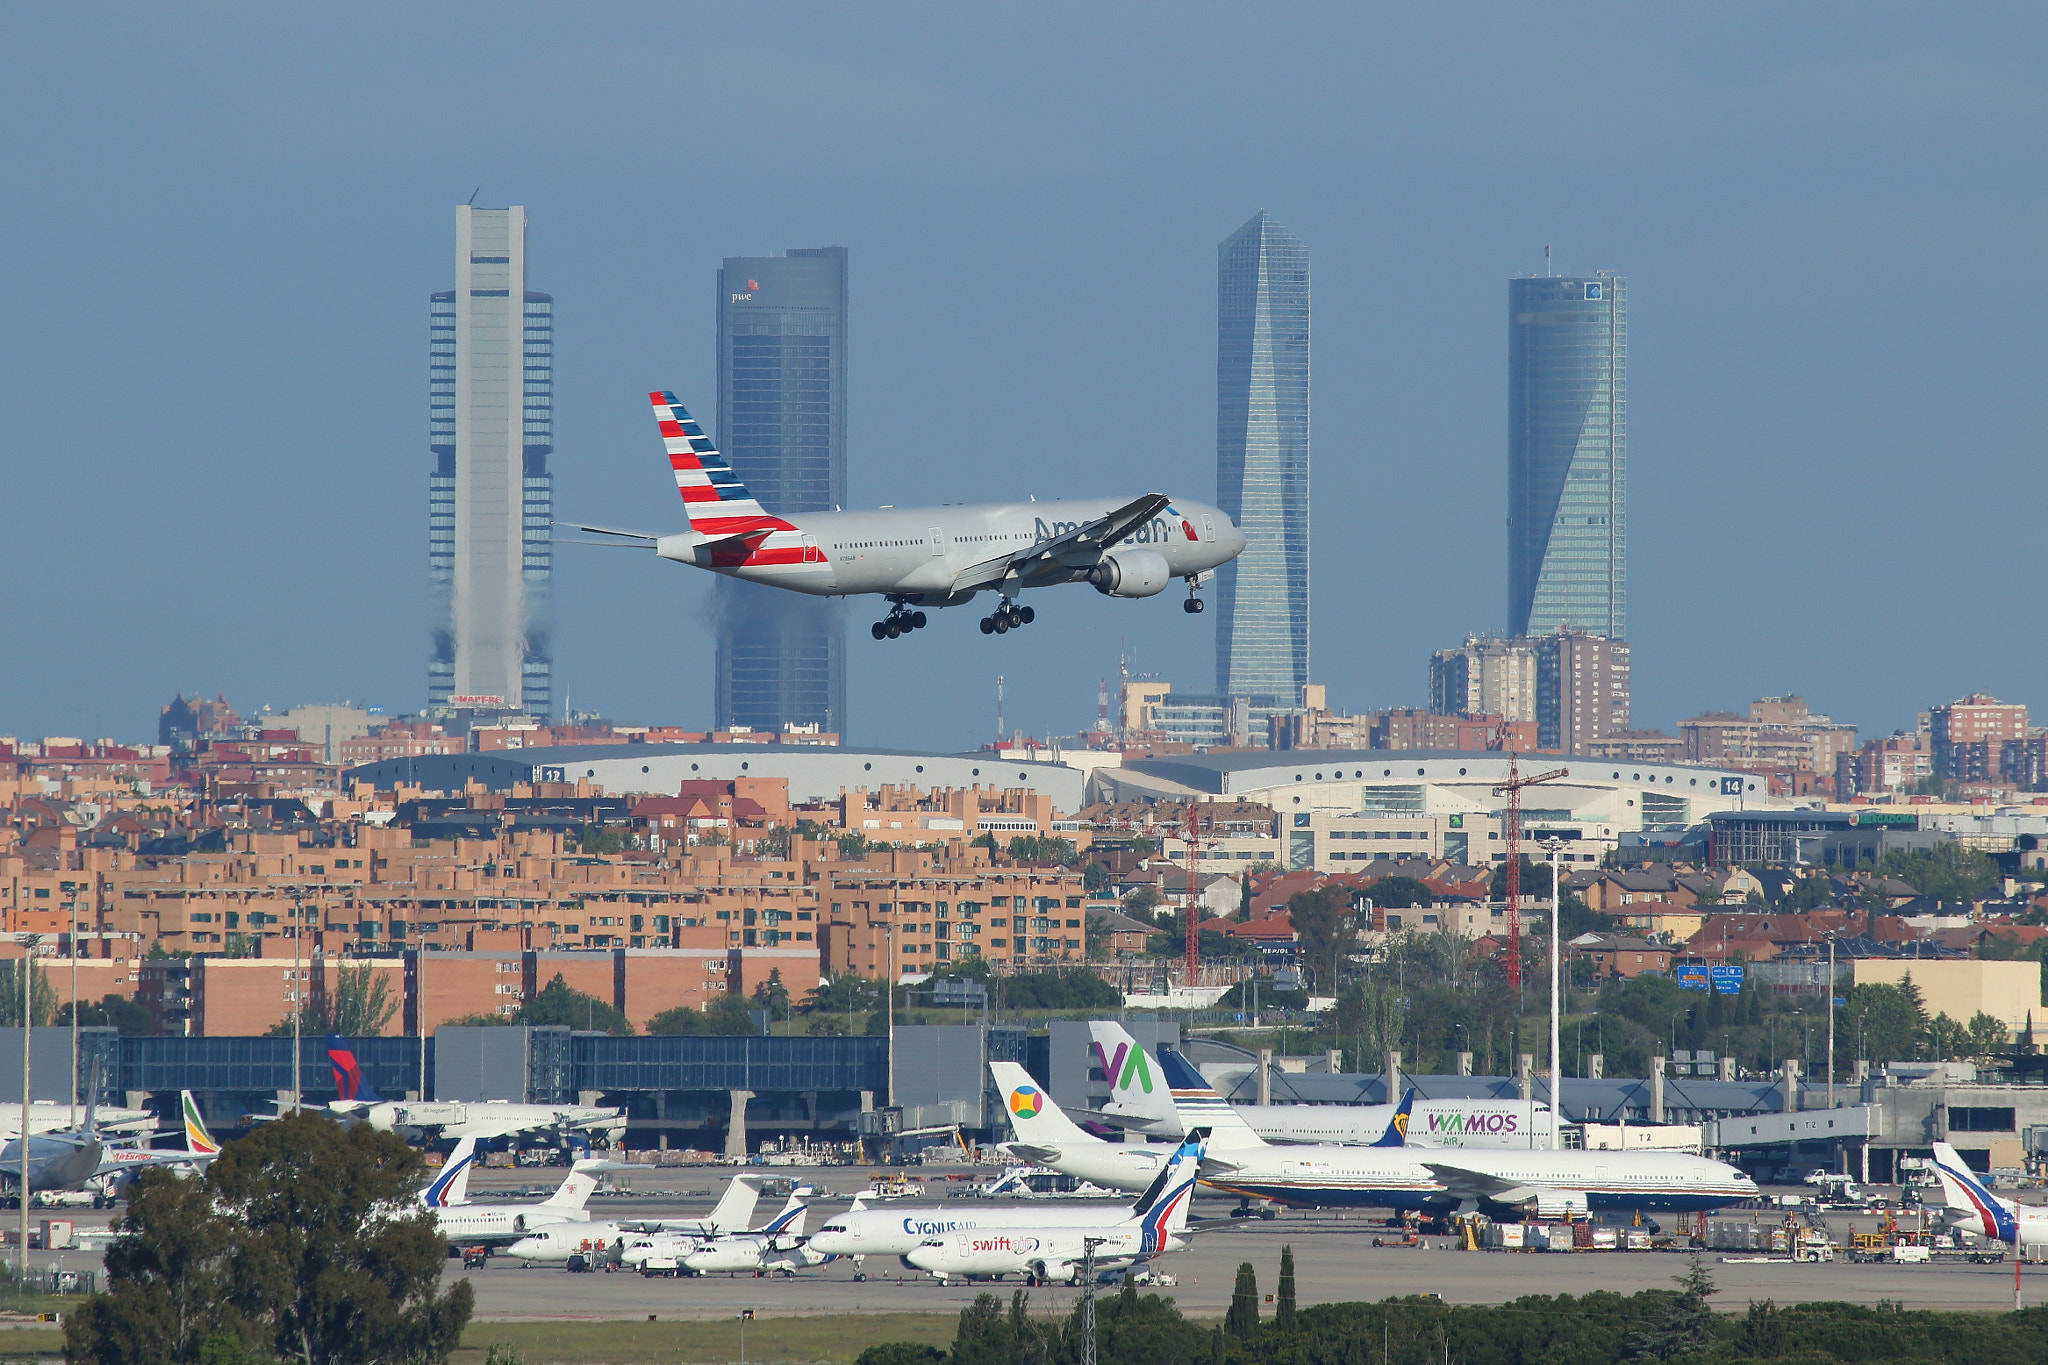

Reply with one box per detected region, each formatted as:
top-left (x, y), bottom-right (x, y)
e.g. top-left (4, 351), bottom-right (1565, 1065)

top-left (561, 393), bottom-right (1248, 639)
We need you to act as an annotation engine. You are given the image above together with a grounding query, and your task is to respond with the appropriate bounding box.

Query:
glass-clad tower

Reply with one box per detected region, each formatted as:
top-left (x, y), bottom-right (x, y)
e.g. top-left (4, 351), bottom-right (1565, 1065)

top-left (429, 205), bottom-right (552, 717)
top-left (713, 247), bottom-right (846, 737)
top-left (1215, 211), bottom-right (1310, 700)
top-left (1507, 275), bottom-right (1625, 640)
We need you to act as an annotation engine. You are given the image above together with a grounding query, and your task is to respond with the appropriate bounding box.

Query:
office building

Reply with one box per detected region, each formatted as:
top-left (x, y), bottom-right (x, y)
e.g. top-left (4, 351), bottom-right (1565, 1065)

top-left (1507, 274), bottom-right (1625, 640)
top-left (1215, 212), bottom-right (1310, 699)
top-left (714, 248), bottom-right (847, 736)
top-left (1429, 636), bottom-right (1538, 722)
top-left (429, 205), bottom-right (552, 716)
top-left (1536, 630), bottom-right (1630, 754)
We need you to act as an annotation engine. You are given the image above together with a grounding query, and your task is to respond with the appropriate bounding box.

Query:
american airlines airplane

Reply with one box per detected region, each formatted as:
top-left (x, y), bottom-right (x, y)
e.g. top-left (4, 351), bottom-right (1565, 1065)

top-left (561, 393), bottom-right (1248, 639)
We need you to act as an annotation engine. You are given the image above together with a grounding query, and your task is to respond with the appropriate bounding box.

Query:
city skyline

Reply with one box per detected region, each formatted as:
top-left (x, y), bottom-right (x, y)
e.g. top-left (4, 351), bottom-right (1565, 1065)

top-left (712, 247), bottom-right (848, 738)
top-left (1214, 211), bottom-right (1310, 701)
top-left (428, 205), bottom-right (552, 718)
top-left (4, 8), bottom-right (2044, 750)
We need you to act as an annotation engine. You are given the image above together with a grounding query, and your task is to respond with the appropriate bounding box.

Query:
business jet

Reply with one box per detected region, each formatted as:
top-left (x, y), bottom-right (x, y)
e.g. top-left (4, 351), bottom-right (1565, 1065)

top-left (560, 393), bottom-right (1247, 641)
top-left (1929, 1141), bottom-right (2048, 1257)
top-left (503, 1174), bottom-right (767, 1266)
top-left (1089, 1023), bottom-right (1546, 1149)
top-left (904, 1135), bottom-right (1202, 1286)
top-left (1154, 1048), bottom-right (1756, 1218)
top-left (310, 1037), bottom-right (622, 1147)
top-left (421, 1138), bottom-right (608, 1247)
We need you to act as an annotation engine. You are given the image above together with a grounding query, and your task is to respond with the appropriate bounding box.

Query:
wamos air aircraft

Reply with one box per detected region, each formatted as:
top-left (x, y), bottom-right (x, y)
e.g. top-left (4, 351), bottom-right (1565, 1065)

top-left (562, 393), bottom-right (1247, 640)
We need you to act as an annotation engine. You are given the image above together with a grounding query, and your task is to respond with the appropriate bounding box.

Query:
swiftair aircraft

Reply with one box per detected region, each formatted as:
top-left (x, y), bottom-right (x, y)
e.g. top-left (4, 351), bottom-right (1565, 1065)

top-left (1929, 1141), bottom-right (2048, 1258)
top-left (1089, 1022), bottom-right (1547, 1148)
top-left (560, 393), bottom-right (1247, 640)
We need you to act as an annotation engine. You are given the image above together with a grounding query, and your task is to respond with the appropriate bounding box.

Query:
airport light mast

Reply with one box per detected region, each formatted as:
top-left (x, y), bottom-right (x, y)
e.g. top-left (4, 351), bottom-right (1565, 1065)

top-left (1182, 804), bottom-right (1204, 994)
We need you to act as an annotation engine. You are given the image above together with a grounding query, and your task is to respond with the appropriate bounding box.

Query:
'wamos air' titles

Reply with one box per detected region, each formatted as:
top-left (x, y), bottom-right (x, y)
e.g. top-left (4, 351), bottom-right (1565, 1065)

top-left (560, 393), bottom-right (1247, 642)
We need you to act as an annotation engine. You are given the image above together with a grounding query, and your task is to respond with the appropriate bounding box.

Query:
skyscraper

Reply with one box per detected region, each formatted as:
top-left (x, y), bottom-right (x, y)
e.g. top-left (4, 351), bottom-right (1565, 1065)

top-left (713, 247), bottom-right (847, 736)
top-left (429, 205), bottom-right (552, 717)
top-left (1507, 274), bottom-right (1626, 640)
top-left (1215, 211), bottom-right (1310, 700)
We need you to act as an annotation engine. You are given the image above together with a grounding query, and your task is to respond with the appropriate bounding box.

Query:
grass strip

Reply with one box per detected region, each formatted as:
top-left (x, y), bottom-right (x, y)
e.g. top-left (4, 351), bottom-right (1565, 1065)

top-left (453, 1311), bottom-right (960, 1365)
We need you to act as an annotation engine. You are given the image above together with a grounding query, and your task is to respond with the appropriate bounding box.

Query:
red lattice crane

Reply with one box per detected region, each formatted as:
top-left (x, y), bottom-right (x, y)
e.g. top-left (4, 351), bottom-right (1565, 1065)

top-left (1490, 721), bottom-right (1567, 993)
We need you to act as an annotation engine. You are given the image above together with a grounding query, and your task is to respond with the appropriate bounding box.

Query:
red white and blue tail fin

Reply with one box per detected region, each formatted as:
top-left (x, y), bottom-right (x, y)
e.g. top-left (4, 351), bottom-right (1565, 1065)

top-left (650, 392), bottom-right (789, 536)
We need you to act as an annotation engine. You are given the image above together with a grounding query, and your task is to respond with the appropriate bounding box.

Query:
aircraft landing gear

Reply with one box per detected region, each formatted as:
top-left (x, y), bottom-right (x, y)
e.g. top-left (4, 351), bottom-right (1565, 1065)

top-left (870, 605), bottom-right (928, 640)
top-left (1182, 577), bottom-right (1206, 613)
top-left (979, 601), bottom-right (1035, 635)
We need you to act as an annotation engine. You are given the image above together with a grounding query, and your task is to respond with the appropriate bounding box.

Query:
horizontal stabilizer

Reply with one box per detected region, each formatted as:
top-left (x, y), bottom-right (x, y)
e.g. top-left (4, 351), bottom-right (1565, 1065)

top-left (553, 521), bottom-right (661, 541)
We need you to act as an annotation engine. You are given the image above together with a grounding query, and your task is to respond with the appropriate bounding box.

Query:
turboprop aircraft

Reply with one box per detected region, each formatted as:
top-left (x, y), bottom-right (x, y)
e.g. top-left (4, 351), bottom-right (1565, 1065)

top-left (1089, 1022), bottom-right (1548, 1148)
top-left (558, 392), bottom-right (1247, 641)
top-left (904, 1134), bottom-right (1204, 1285)
top-left (503, 1174), bottom-right (767, 1265)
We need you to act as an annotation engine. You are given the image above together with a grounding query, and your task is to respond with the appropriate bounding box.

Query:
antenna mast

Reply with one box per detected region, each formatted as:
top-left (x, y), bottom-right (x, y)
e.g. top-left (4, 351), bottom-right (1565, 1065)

top-left (1183, 802), bottom-right (1202, 992)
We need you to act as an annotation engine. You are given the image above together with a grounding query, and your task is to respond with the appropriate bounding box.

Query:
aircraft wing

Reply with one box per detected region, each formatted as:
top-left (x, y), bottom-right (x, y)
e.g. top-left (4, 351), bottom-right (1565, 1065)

top-left (1198, 1154), bottom-right (1252, 1175)
top-left (950, 492), bottom-right (1172, 593)
top-left (437, 1118), bottom-right (546, 1141)
top-left (95, 1149), bottom-right (215, 1178)
top-left (999, 1142), bottom-right (1063, 1165)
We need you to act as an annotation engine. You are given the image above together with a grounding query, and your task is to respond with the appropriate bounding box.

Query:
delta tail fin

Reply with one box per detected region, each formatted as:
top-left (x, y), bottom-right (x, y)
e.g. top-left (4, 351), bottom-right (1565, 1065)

top-left (650, 392), bottom-right (788, 537)
top-left (1154, 1048), bottom-right (1267, 1151)
top-left (1088, 1022), bottom-right (1182, 1135)
top-left (326, 1035), bottom-right (381, 1104)
top-left (704, 1175), bottom-right (763, 1233)
top-left (421, 1137), bottom-right (478, 1209)
top-left (1931, 1140), bottom-right (2018, 1243)
top-left (1372, 1088), bottom-right (1417, 1148)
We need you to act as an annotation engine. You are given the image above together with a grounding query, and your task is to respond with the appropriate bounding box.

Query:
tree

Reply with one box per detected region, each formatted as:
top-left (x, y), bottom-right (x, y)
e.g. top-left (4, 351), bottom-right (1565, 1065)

top-left (644, 1005), bottom-right (709, 1036)
top-left (752, 968), bottom-right (792, 1021)
top-left (1288, 887), bottom-right (1354, 995)
top-left (516, 973), bottom-right (633, 1035)
top-left (1881, 844), bottom-right (2001, 903)
top-left (0, 959), bottom-right (56, 1027)
top-left (1238, 873), bottom-right (1252, 920)
top-left (67, 1112), bottom-right (472, 1365)
top-left (1626, 1255), bottom-right (1717, 1360)
top-left (840, 832), bottom-right (874, 859)
top-left (705, 994), bottom-right (761, 1035)
top-left (1006, 835), bottom-right (1077, 866)
top-left (1274, 1244), bottom-right (1298, 1333)
top-left (1363, 875), bottom-right (1434, 910)
top-left (856, 1346), bottom-right (945, 1365)
top-left (58, 992), bottom-right (152, 1036)
top-left (805, 975), bottom-right (883, 1017)
top-left (1225, 1261), bottom-right (1260, 1339)
top-left (268, 960), bottom-right (399, 1039)
top-left (1964, 1011), bottom-right (2013, 1063)
top-left (1843, 980), bottom-right (1927, 1065)
top-left (1738, 1299), bottom-right (1786, 1359)
top-left (1122, 886), bottom-right (1163, 923)
top-left (575, 824), bottom-right (622, 855)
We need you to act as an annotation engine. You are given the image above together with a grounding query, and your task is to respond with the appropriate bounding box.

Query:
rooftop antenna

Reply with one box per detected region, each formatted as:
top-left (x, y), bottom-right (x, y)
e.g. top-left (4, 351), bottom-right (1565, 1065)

top-left (467, 186), bottom-right (481, 206)
top-left (1544, 244), bottom-right (1552, 278)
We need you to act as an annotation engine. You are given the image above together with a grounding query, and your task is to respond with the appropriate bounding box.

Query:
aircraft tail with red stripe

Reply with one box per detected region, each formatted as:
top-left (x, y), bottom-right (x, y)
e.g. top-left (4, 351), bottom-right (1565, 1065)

top-left (650, 392), bottom-right (789, 537)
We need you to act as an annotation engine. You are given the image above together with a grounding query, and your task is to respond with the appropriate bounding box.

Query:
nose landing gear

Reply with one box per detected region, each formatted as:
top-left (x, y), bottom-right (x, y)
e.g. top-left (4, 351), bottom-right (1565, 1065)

top-left (870, 606), bottom-right (928, 640)
top-left (1183, 577), bottom-right (1206, 613)
top-left (978, 602), bottom-right (1035, 635)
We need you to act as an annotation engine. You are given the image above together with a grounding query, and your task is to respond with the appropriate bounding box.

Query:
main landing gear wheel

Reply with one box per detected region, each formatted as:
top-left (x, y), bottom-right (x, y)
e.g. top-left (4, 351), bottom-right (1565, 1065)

top-left (980, 601), bottom-right (1036, 635)
top-left (872, 606), bottom-right (926, 640)
top-left (1182, 597), bottom-right (1205, 614)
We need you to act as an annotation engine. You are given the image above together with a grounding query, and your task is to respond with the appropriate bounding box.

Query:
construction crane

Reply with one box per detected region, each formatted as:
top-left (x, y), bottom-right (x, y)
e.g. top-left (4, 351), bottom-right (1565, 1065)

top-left (1490, 721), bottom-right (1567, 994)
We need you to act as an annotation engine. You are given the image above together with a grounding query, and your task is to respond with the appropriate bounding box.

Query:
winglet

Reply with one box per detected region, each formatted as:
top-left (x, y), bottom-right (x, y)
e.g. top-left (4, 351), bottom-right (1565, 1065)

top-left (1372, 1088), bottom-right (1416, 1148)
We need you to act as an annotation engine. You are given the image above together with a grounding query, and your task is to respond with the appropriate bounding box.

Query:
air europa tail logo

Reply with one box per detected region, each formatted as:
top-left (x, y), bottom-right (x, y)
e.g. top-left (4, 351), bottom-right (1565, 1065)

top-left (1009, 1086), bottom-right (1044, 1118)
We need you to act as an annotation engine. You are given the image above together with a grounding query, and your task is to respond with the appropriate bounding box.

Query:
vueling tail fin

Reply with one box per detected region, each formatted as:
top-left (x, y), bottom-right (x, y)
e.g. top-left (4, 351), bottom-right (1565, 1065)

top-left (421, 1138), bottom-right (478, 1209)
top-left (1154, 1048), bottom-right (1267, 1151)
top-left (649, 392), bottom-right (788, 536)
top-left (988, 1062), bottom-right (1094, 1145)
top-left (705, 1175), bottom-right (762, 1233)
top-left (1931, 1141), bottom-right (2017, 1242)
top-left (180, 1092), bottom-right (220, 1155)
top-left (1372, 1089), bottom-right (1416, 1148)
top-left (1087, 1022), bottom-right (1182, 1135)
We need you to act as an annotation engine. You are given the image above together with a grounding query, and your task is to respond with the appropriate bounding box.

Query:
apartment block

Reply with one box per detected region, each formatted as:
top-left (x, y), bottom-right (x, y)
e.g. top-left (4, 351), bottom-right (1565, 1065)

top-left (1429, 637), bottom-right (1538, 723)
top-left (1536, 630), bottom-right (1630, 754)
top-left (1930, 694), bottom-right (2029, 783)
top-left (820, 868), bottom-right (1087, 980)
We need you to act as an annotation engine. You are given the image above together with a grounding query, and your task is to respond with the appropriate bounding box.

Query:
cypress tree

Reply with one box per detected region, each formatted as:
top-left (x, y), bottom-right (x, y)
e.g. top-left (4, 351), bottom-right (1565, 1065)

top-left (1274, 1245), bottom-right (1297, 1333)
top-left (1225, 1262), bottom-right (1261, 1339)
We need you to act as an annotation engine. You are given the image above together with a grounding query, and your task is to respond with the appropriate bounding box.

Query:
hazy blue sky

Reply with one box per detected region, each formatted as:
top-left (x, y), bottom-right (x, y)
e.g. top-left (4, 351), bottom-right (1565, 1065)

top-left (4, 5), bottom-right (2043, 751)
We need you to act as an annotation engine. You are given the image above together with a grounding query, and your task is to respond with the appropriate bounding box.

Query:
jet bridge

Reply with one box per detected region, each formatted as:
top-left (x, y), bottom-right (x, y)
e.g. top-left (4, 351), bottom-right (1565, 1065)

top-left (1704, 1106), bottom-right (1878, 1147)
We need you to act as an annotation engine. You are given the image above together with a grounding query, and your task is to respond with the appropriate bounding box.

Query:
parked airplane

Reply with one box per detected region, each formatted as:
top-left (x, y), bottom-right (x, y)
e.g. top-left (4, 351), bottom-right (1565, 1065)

top-left (503, 1175), bottom-right (766, 1264)
top-left (424, 1139), bottom-right (608, 1247)
top-left (0, 1101), bottom-right (155, 1139)
top-left (559, 392), bottom-right (1247, 641)
top-left (1089, 1022), bottom-right (1547, 1148)
top-left (986, 1061), bottom-right (1180, 1193)
top-left (904, 1134), bottom-right (1204, 1285)
top-left (621, 1195), bottom-right (817, 1277)
top-left (99, 1091), bottom-right (222, 1186)
top-left (1156, 1048), bottom-right (1757, 1218)
top-left (1929, 1141), bottom-right (2048, 1256)
top-left (315, 1037), bottom-right (623, 1146)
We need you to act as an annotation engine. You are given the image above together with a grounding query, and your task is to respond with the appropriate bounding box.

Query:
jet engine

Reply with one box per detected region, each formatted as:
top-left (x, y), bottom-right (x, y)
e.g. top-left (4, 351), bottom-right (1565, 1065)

top-left (1088, 549), bottom-right (1171, 598)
